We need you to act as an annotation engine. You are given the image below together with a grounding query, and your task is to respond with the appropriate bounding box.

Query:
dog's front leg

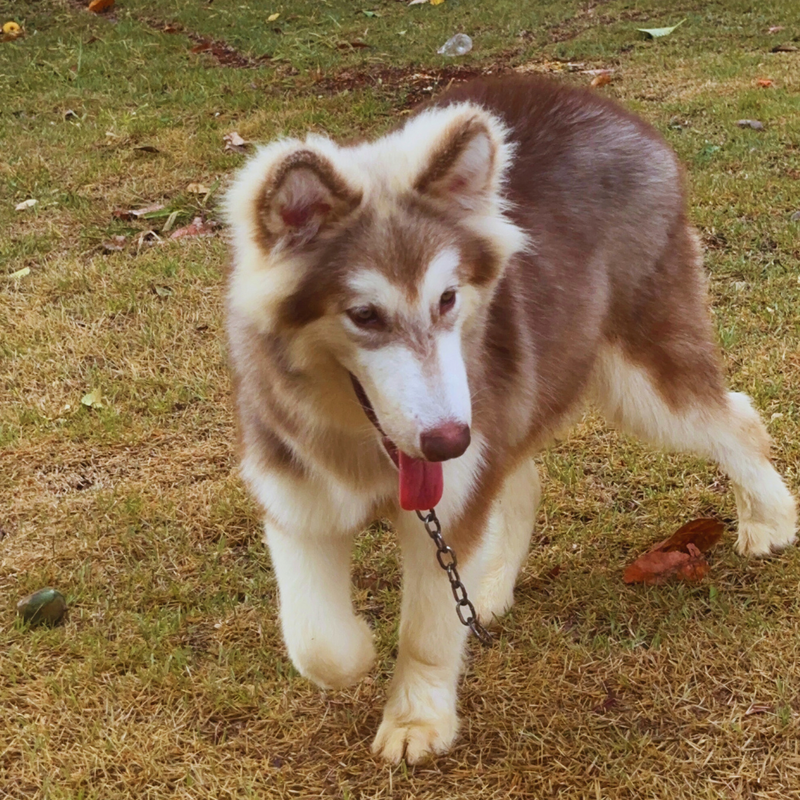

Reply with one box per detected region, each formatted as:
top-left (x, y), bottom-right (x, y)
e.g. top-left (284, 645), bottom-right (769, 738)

top-left (265, 521), bottom-right (376, 690)
top-left (372, 511), bottom-right (481, 764)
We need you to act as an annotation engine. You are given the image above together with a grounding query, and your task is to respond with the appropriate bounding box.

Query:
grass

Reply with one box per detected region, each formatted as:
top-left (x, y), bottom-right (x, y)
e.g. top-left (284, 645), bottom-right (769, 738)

top-left (1, 0), bottom-right (799, 797)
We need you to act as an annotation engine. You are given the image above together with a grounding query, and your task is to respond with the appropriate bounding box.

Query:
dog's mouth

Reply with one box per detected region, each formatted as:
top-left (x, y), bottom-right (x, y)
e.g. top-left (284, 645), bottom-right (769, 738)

top-left (350, 373), bottom-right (444, 512)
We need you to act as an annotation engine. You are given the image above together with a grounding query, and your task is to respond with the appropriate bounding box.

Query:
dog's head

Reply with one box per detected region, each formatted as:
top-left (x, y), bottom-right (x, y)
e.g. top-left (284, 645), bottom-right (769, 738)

top-left (226, 103), bottom-right (526, 466)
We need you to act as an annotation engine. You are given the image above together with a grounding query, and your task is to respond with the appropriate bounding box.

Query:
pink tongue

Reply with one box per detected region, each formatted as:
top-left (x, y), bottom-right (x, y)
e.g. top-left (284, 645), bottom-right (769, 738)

top-left (398, 451), bottom-right (444, 511)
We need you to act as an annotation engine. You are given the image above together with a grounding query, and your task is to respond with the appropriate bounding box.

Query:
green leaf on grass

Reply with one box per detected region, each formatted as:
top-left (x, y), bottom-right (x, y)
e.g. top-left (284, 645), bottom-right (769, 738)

top-left (637, 19), bottom-right (686, 39)
top-left (6, 267), bottom-right (31, 279)
top-left (81, 388), bottom-right (104, 409)
top-left (362, 10), bottom-right (378, 17)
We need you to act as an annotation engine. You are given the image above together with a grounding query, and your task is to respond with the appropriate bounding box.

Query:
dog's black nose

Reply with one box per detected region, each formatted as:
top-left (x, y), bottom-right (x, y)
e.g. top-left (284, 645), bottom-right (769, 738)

top-left (420, 423), bottom-right (471, 462)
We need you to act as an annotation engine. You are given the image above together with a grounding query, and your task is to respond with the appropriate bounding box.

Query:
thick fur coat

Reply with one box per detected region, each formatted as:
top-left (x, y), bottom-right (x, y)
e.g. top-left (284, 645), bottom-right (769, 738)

top-left (225, 76), bottom-right (796, 763)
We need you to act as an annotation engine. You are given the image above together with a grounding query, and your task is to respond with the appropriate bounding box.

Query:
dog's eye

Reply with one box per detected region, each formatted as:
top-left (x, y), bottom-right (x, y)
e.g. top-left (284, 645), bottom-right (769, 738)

top-left (347, 306), bottom-right (383, 329)
top-left (439, 289), bottom-right (457, 313)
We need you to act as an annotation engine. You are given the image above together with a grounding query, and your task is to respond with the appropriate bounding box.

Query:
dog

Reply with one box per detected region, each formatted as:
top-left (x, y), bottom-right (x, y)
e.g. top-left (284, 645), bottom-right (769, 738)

top-left (224, 75), bottom-right (797, 764)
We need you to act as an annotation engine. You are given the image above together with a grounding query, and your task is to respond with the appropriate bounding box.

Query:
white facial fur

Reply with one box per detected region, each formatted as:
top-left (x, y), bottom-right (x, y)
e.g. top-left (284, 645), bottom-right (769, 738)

top-left (344, 248), bottom-right (472, 457)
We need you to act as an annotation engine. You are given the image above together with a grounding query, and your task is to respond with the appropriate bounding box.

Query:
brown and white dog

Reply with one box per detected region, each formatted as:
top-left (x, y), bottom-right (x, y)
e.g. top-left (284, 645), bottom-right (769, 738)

top-left (224, 76), bottom-right (797, 763)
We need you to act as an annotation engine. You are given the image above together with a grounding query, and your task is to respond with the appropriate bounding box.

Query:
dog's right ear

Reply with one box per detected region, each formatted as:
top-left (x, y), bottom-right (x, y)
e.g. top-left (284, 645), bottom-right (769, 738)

top-left (257, 149), bottom-right (361, 247)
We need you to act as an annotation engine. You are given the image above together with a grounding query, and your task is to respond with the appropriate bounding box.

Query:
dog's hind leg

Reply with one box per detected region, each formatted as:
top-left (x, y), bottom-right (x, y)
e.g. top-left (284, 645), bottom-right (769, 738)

top-left (592, 345), bottom-right (796, 557)
top-left (474, 458), bottom-right (540, 626)
top-left (593, 221), bottom-right (795, 556)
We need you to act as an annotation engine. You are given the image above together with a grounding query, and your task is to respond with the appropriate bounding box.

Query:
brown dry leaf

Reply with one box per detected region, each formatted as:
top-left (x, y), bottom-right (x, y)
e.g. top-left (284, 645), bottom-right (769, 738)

top-left (88, 0), bottom-right (114, 13)
top-left (186, 183), bottom-right (210, 195)
top-left (745, 703), bottom-right (773, 716)
top-left (757, 78), bottom-right (774, 87)
top-left (223, 132), bottom-right (249, 153)
top-left (623, 518), bottom-right (722, 585)
top-left (772, 43), bottom-right (798, 52)
top-left (102, 235), bottom-right (127, 252)
top-left (112, 203), bottom-right (165, 221)
top-left (169, 217), bottom-right (217, 240)
top-left (591, 71), bottom-right (613, 88)
top-left (654, 517), bottom-right (724, 554)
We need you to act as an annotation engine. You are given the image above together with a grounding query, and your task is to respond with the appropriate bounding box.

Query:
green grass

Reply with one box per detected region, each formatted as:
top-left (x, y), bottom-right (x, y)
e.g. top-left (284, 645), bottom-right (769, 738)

top-left (1, 0), bottom-right (799, 797)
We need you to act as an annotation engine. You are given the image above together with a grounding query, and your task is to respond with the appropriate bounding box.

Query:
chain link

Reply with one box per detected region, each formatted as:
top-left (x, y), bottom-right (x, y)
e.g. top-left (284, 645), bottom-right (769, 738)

top-left (416, 509), bottom-right (493, 646)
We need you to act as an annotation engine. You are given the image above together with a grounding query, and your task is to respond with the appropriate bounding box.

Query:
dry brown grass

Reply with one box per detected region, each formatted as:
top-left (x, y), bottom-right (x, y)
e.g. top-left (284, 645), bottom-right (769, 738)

top-left (2, 0), bottom-right (800, 797)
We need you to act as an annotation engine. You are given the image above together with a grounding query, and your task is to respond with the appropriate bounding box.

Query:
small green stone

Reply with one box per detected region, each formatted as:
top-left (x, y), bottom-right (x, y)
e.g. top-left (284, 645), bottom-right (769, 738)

top-left (17, 588), bottom-right (67, 627)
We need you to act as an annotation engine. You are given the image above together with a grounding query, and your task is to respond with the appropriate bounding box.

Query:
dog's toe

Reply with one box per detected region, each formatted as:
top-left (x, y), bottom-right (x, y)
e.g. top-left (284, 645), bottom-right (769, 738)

top-left (372, 713), bottom-right (458, 764)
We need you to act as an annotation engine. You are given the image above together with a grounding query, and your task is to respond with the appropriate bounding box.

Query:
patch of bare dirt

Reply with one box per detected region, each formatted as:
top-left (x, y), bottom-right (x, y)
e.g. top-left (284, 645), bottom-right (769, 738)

top-left (142, 19), bottom-right (272, 68)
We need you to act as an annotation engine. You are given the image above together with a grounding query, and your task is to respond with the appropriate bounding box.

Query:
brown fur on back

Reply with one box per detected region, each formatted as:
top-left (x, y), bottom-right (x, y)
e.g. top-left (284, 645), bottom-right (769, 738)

top-left (227, 75), bottom-right (726, 552)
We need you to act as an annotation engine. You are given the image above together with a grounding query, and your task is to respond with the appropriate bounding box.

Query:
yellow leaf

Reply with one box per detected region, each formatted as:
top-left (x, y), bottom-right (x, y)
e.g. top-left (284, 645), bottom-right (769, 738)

top-left (431, 0), bottom-right (445, 4)
top-left (6, 267), bottom-right (30, 280)
top-left (81, 389), bottom-right (104, 409)
top-left (268, 12), bottom-right (280, 21)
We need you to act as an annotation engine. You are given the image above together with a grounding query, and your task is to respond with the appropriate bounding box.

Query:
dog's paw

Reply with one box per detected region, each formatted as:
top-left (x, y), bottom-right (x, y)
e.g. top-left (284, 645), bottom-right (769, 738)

top-left (735, 520), bottom-right (797, 557)
top-left (288, 615), bottom-right (375, 690)
top-left (371, 709), bottom-right (459, 764)
top-left (735, 488), bottom-right (797, 558)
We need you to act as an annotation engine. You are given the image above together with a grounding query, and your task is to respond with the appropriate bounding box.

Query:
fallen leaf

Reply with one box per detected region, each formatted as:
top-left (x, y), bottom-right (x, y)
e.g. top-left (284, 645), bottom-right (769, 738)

top-left (653, 518), bottom-right (724, 554)
top-left (154, 285), bottom-right (173, 297)
top-left (162, 210), bottom-right (180, 233)
top-left (190, 42), bottom-right (212, 54)
top-left (768, 26), bottom-right (785, 34)
top-left (134, 145), bottom-right (160, 153)
top-left (745, 703), bottom-right (773, 716)
top-left (791, 210), bottom-right (800, 222)
top-left (431, 0), bottom-right (446, 5)
top-left (409, 0), bottom-right (429, 4)
top-left (186, 183), bottom-right (210, 195)
top-left (736, 119), bottom-right (764, 130)
top-left (15, 198), bottom-right (37, 211)
top-left (623, 518), bottom-right (723, 585)
top-left (268, 12), bottom-right (280, 21)
top-left (757, 78), bottom-right (774, 87)
top-left (88, 0), bottom-right (115, 13)
top-left (637, 19), bottom-right (686, 39)
top-left (772, 43), bottom-right (798, 52)
top-left (6, 267), bottom-right (30, 280)
top-left (591, 71), bottom-right (612, 87)
top-left (223, 131), bottom-right (249, 153)
top-left (624, 545), bottom-right (709, 585)
top-left (112, 203), bottom-right (166, 221)
top-left (102, 235), bottom-right (127, 252)
top-left (81, 388), bottom-right (104, 409)
top-left (136, 230), bottom-right (162, 252)
top-left (593, 688), bottom-right (619, 714)
top-left (545, 564), bottom-right (562, 580)
top-left (362, 10), bottom-right (378, 17)
top-left (169, 217), bottom-right (217, 240)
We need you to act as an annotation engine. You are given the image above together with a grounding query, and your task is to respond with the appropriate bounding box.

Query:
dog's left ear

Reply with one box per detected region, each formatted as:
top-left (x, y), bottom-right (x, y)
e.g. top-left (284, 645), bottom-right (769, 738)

top-left (414, 110), bottom-right (507, 213)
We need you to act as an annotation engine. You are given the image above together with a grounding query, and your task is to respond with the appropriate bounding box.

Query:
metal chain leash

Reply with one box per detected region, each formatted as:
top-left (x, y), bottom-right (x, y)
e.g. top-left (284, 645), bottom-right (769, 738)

top-left (416, 509), bottom-right (493, 646)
